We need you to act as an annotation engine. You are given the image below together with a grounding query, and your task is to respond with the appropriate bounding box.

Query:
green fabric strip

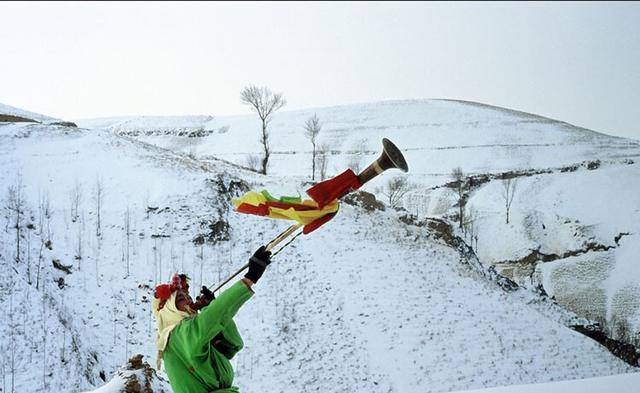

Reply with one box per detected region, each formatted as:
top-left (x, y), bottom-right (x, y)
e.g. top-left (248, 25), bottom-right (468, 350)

top-left (260, 189), bottom-right (302, 204)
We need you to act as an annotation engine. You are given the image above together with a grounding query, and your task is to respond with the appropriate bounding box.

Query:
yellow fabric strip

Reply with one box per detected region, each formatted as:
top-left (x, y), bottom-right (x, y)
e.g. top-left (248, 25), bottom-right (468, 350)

top-left (232, 191), bottom-right (339, 225)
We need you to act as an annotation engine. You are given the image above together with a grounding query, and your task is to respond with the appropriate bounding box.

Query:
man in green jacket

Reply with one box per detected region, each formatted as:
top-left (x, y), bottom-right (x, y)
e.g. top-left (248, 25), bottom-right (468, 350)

top-left (152, 246), bottom-right (272, 393)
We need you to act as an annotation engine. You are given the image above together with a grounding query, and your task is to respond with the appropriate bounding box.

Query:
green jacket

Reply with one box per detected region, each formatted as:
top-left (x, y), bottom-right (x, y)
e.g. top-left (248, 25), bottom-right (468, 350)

top-left (163, 280), bottom-right (254, 393)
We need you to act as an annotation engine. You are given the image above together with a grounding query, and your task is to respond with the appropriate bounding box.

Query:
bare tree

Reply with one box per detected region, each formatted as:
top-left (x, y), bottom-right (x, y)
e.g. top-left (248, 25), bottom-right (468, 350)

top-left (69, 179), bottom-right (83, 223)
top-left (463, 205), bottom-right (478, 245)
top-left (76, 212), bottom-right (84, 269)
top-left (36, 192), bottom-right (52, 290)
top-left (26, 223), bottom-right (32, 284)
top-left (43, 194), bottom-right (53, 242)
top-left (379, 176), bottom-right (416, 208)
top-left (501, 177), bottom-right (518, 224)
top-left (451, 167), bottom-right (467, 229)
top-left (348, 138), bottom-right (367, 174)
top-left (304, 114), bottom-right (322, 180)
top-left (240, 85), bottom-right (286, 174)
top-left (94, 236), bottom-right (101, 287)
top-left (41, 287), bottom-right (48, 390)
top-left (124, 207), bottom-right (131, 276)
top-left (8, 284), bottom-right (17, 393)
top-left (94, 176), bottom-right (104, 237)
top-left (6, 178), bottom-right (25, 264)
top-left (316, 143), bottom-right (331, 181)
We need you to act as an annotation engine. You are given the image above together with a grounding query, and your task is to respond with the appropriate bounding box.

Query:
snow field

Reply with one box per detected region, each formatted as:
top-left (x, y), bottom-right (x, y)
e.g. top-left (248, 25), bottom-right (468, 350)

top-left (2, 99), bottom-right (639, 393)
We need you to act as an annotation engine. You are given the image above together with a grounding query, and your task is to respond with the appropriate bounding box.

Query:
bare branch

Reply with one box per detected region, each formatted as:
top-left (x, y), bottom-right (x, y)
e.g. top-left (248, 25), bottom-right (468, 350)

top-left (380, 176), bottom-right (416, 208)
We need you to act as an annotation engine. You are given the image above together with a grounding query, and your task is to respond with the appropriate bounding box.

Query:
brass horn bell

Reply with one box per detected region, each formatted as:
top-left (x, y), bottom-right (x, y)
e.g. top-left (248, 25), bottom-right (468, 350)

top-left (357, 138), bottom-right (409, 185)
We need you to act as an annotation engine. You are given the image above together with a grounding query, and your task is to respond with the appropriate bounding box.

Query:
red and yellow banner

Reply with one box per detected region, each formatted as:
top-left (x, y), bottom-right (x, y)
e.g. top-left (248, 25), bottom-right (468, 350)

top-left (232, 169), bottom-right (362, 234)
top-left (232, 190), bottom-right (339, 234)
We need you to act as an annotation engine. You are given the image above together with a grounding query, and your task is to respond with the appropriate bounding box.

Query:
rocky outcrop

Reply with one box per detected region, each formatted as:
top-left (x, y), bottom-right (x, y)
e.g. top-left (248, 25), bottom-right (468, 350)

top-left (51, 121), bottom-right (78, 128)
top-left (492, 242), bottom-right (615, 287)
top-left (398, 213), bottom-right (518, 292)
top-left (85, 354), bottom-right (170, 393)
top-left (343, 190), bottom-right (386, 212)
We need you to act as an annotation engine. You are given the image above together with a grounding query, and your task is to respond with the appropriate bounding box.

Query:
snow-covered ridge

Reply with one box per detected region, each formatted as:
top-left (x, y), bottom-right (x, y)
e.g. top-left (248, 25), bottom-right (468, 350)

top-left (0, 102), bottom-right (61, 123)
top-left (78, 115), bottom-right (218, 137)
top-left (77, 99), bottom-right (640, 188)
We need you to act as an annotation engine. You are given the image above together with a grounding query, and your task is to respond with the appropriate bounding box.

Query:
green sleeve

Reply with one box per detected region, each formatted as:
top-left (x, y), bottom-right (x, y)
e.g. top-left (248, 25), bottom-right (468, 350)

top-left (217, 319), bottom-right (244, 359)
top-left (190, 280), bottom-right (253, 349)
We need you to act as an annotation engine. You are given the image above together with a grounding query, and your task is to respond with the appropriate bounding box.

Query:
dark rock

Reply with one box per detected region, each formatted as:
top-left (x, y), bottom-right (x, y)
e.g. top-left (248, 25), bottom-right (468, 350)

top-left (51, 121), bottom-right (78, 128)
top-left (207, 176), bottom-right (250, 199)
top-left (194, 219), bottom-right (230, 245)
top-left (398, 214), bottom-right (426, 227)
top-left (52, 259), bottom-right (72, 274)
top-left (121, 354), bottom-right (166, 393)
top-left (343, 191), bottom-right (385, 212)
top-left (193, 234), bottom-right (205, 245)
top-left (560, 164), bottom-right (580, 173)
top-left (585, 160), bottom-right (601, 170)
top-left (614, 232), bottom-right (630, 246)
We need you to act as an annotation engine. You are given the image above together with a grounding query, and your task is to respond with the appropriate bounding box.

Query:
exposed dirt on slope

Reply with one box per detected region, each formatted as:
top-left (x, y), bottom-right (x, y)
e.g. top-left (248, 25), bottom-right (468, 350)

top-left (0, 114), bottom-right (39, 122)
top-left (572, 325), bottom-right (639, 367)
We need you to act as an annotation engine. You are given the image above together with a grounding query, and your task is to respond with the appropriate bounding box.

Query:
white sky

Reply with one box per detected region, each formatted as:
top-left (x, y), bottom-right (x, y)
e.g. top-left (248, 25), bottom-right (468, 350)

top-left (1, 1), bottom-right (639, 139)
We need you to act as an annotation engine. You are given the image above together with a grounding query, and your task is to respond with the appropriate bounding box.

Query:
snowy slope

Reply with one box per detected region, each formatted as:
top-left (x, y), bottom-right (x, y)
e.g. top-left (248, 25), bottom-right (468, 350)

top-left (77, 99), bottom-right (640, 351)
top-left (451, 372), bottom-right (640, 393)
top-left (1, 101), bottom-right (638, 393)
top-left (0, 102), bottom-right (60, 123)
top-left (436, 150), bottom-right (640, 348)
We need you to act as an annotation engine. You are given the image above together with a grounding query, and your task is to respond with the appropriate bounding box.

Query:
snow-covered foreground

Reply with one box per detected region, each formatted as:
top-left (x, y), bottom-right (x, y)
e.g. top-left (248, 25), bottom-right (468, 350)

top-left (241, 206), bottom-right (632, 393)
top-left (452, 371), bottom-right (640, 393)
top-left (1, 101), bottom-right (638, 393)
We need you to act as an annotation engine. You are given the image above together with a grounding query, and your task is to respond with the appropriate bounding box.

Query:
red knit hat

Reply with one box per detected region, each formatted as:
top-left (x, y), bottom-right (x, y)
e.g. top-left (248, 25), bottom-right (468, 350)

top-left (154, 273), bottom-right (190, 310)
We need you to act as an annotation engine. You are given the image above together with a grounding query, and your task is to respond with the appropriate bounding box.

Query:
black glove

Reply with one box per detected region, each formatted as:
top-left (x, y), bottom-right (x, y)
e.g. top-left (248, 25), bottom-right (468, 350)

top-left (193, 286), bottom-right (215, 311)
top-left (200, 286), bottom-right (215, 301)
top-left (244, 246), bottom-right (272, 284)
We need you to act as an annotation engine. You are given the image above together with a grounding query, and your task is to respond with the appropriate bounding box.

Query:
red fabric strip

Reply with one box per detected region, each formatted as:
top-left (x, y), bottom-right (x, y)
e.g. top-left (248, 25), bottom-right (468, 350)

top-left (303, 212), bottom-right (337, 234)
top-left (306, 169), bottom-right (362, 208)
top-left (236, 203), bottom-right (270, 216)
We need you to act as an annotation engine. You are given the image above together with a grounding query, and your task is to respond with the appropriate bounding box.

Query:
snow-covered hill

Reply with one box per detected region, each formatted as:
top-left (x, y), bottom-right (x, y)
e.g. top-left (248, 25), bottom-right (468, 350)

top-left (77, 99), bottom-right (640, 188)
top-left (0, 102), bottom-right (61, 123)
top-left (1, 100), bottom-right (638, 393)
top-left (79, 99), bottom-right (640, 351)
